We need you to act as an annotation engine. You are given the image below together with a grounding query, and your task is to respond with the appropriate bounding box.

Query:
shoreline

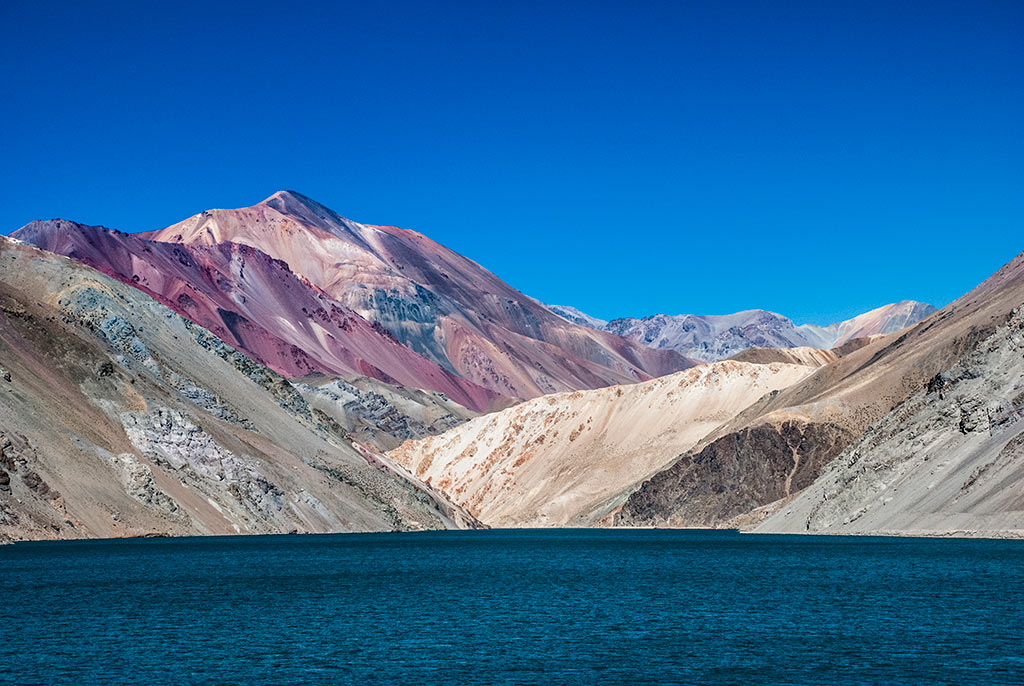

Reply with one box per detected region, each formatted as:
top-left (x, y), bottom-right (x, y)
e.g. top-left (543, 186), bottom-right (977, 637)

top-left (5, 525), bottom-right (1024, 546)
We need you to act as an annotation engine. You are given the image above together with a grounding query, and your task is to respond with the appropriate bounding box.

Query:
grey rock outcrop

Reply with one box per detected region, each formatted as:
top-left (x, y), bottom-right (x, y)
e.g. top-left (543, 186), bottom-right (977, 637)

top-left (617, 420), bottom-right (853, 527)
top-left (121, 407), bottom-right (285, 522)
top-left (297, 377), bottom-right (473, 451)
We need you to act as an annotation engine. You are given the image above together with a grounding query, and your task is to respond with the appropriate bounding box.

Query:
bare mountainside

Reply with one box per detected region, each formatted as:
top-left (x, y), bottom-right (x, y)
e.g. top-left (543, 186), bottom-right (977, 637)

top-left (14, 219), bottom-right (500, 413)
top-left (388, 361), bottom-right (813, 527)
top-left (555, 301), bottom-right (936, 362)
top-left (617, 250), bottom-right (1024, 533)
top-left (0, 237), bottom-right (477, 543)
top-left (139, 191), bottom-right (696, 399)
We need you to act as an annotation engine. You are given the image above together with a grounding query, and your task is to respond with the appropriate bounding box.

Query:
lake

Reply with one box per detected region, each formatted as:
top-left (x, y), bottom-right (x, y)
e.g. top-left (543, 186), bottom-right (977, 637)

top-left (0, 529), bottom-right (1021, 684)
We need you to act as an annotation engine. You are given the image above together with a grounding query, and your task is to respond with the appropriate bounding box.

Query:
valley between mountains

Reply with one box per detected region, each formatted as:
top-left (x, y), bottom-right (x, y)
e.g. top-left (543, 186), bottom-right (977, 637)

top-left (1, 191), bottom-right (1019, 542)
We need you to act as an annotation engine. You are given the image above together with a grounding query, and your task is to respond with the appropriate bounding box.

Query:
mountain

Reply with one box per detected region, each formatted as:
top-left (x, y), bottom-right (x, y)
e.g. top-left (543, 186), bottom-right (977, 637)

top-left (0, 236), bottom-right (477, 543)
top-left (387, 360), bottom-right (814, 527)
top-left (8, 188), bottom-right (1013, 540)
top-left (565, 301), bottom-right (937, 362)
top-left (140, 191), bottom-right (697, 398)
top-left (796, 300), bottom-right (940, 348)
top-left (616, 250), bottom-right (1024, 535)
top-left (14, 219), bottom-right (500, 413)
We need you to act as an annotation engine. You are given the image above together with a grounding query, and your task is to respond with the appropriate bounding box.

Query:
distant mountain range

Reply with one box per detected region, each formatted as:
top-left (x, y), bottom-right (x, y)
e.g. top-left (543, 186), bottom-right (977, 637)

top-left (547, 301), bottom-right (937, 362)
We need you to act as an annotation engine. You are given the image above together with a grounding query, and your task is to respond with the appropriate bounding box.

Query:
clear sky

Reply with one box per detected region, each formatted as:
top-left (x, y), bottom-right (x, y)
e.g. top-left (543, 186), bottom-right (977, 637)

top-left (2, 1), bottom-right (1021, 324)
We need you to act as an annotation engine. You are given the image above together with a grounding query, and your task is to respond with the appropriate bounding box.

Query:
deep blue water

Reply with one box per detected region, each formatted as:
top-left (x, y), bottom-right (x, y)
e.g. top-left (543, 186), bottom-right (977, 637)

top-left (0, 529), bottom-right (1022, 685)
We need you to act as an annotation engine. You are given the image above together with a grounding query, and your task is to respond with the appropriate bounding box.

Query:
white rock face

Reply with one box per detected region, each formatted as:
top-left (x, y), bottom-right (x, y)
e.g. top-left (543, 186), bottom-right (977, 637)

top-left (756, 308), bottom-right (1024, 537)
top-left (121, 408), bottom-right (287, 523)
top-left (389, 360), bottom-right (814, 527)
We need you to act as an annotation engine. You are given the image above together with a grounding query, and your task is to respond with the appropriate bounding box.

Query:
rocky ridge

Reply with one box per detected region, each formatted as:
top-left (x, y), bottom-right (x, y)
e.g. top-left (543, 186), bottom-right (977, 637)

top-left (296, 374), bottom-right (479, 451)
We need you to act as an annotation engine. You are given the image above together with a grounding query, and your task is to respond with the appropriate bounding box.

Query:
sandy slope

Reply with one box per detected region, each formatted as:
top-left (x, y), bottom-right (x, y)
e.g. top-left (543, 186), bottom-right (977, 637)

top-left (388, 361), bottom-right (812, 527)
top-left (727, 346), bottom-right (838, 367)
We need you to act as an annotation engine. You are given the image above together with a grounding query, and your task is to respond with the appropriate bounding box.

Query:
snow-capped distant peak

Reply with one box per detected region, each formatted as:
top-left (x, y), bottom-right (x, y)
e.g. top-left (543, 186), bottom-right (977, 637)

top-left (597, 302), bottom-right (937, 362)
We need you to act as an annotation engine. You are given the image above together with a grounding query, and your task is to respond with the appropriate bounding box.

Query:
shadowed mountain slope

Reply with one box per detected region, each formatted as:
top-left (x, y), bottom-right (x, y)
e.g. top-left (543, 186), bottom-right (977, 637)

top-left (0, 236), bottom-right (477, 543)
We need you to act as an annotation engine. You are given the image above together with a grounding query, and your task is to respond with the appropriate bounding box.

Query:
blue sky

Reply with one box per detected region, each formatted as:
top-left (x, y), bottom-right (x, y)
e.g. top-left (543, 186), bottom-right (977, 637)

top-left (2, 1), bottom-right (1021, 324)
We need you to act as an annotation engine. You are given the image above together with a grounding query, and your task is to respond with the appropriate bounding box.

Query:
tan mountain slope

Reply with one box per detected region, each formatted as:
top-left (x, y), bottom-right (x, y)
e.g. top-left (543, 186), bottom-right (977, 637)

top-left (0, 237), bottom-right (476, 543)
top-left (616, 250), bottom-right (1024, 529)
top-left (388, 361), bottom-right (813, 527)
top-left (727, 346), bottom-right (838, 367)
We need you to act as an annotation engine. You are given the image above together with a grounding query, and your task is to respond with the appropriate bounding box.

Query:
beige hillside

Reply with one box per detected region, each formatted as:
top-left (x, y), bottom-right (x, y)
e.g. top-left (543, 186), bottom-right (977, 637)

top-left (388, 360), bottom-right (814, 527)
top-left (727, 345), bottom-right (838, 367)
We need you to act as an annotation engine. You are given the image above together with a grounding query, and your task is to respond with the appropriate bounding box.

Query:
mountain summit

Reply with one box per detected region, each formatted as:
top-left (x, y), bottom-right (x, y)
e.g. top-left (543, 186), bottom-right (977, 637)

top-left (138, 192), bottom-right (697, 399)
top-left (16, 218), bottom-right (499, 411)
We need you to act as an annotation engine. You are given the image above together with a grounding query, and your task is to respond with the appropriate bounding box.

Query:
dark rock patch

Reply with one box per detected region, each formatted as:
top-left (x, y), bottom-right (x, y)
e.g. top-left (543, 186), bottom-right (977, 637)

top-left (617, 420), bottom-right (855, 527)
